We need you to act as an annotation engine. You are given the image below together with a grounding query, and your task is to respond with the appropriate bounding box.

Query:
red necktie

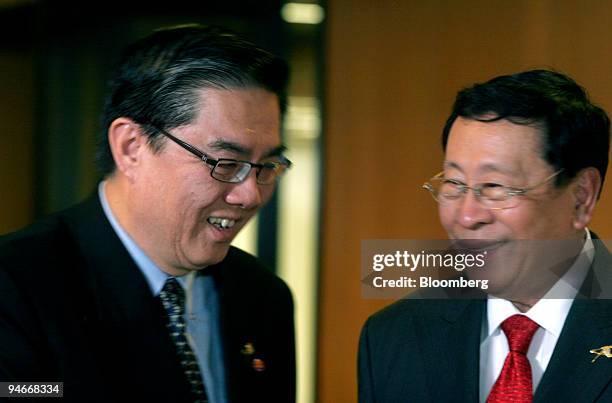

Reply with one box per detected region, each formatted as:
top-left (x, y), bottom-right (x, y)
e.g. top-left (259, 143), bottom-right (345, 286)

top-left (487, 314), bottom-right (539, 403)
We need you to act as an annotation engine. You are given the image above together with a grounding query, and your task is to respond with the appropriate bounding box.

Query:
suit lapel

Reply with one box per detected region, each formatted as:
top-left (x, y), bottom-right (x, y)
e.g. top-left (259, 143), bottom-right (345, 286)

top-left (534, 299), bottom-right (612, 402)
top-left (419, 299), bottom-right (484, 402)
top-left (214, 250), bottom-right (247, 402)
top-left (535, 238), bottom-right (612, 402)
top-left (66, 193), bottom-right (166, 327)
top-left (64, 194), bottom-right (193, 400)
top-left (215, 249), bottom-right (272, 402)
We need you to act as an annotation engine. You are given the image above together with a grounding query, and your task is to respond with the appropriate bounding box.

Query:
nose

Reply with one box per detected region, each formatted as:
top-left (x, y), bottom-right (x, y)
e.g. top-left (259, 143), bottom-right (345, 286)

top-left (454, 189), bottom-right (494, 230)
top-left (224, 171), bottom-right (265, 210)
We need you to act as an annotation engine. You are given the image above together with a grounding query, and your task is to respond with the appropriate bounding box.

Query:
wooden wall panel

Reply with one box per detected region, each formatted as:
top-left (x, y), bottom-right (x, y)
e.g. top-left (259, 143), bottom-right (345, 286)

top-left (320, 1), bottom-right (612, 401)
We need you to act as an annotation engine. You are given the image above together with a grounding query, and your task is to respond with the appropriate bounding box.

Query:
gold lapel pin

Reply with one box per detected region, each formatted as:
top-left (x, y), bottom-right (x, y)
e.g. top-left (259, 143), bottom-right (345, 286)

top-left (590, 346), bottom-right (612, 363)
top-left (241, 342), bottom-right (255, 356)
top-left (252, 358), bottom-right (265, 372)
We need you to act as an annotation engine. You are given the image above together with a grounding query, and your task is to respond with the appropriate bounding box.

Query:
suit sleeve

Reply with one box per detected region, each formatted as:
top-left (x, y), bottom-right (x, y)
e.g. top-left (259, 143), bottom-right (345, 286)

top-left (0, 268), bottom-right (49, 381)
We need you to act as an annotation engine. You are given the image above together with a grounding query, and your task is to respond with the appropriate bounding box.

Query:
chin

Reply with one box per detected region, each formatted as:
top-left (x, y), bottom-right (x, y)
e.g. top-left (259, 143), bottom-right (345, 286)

top-left (468, 245), bottom-right (521, 292)
top-left (198, 244), bottom-right (232, 267)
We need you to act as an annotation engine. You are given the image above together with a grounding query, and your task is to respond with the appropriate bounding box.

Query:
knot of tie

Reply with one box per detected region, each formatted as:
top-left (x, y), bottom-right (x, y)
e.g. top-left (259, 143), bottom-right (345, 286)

top-left (501, 314), bottom-right (539, 354)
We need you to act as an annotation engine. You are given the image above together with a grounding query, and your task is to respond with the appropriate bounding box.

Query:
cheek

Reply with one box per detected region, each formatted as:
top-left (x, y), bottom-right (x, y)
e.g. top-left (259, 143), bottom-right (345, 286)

top-left (536, 204), bottom-right (576, 235)
top-left (494, 203), bottom-right (562, 238)
top-left (492, 207), bottom-right (532, 232)
top-left (181, 174), bottom-right (224, 206)
top-left (438, 205), bottom-right (455, 230)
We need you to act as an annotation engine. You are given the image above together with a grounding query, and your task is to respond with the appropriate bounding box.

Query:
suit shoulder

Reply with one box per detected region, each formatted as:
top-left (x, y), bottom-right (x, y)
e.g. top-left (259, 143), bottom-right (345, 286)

top-left (366, 298), bottom-right (423, 328)
top-left (0, 212), bottom-right (75, 271)
top-left (221, 246), bottom-right (293, 301)
top-left (364, 296), bottom-right (462, 333)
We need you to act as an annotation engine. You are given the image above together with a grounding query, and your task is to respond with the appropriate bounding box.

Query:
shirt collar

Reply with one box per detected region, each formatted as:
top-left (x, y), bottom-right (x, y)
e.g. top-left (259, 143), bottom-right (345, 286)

top-left (486, 229), bottom-right (594, 338)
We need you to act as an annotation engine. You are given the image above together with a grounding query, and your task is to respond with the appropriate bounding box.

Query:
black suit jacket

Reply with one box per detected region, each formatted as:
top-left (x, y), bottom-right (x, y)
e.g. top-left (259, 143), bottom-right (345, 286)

top-left (0, 194), bottom-right (295, 403)
top-left (359, 238), bottom-right (612, 402)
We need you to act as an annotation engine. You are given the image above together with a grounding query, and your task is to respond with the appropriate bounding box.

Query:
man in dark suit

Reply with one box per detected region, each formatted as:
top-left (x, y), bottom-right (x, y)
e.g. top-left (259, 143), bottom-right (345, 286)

top-left (0, 25), bottom-right (295, 403)
top-left (359, 70), bottom-right (612, 402)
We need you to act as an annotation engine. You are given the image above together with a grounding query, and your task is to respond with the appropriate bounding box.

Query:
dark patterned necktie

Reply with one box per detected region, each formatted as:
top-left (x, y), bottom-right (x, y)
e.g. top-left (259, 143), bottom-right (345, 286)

top-left (159, 277), bottom-right (208, 403)
top-left (487, 314), bottom-right (540, 403)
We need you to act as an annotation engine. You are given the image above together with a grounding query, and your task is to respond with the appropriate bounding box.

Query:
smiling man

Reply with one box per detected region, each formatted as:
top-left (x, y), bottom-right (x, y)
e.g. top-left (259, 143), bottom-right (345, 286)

top-left (359, 70), bottom-right (612, 402)
top-left (0, 25), bottom-right (295, 403)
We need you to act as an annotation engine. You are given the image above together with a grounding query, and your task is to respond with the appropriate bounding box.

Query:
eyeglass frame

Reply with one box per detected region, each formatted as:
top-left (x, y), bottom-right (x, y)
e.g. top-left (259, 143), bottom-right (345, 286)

top-left (422, 169), bottom-right (565, 210)
top-left (146, 123), bottom-right (292, 185)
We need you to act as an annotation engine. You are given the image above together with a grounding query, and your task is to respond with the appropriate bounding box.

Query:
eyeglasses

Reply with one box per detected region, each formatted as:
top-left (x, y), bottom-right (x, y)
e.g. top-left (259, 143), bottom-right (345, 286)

top-left (149, 124), bottom-right (292, 185)
top-left (422, 169), bottom-right (564, 210)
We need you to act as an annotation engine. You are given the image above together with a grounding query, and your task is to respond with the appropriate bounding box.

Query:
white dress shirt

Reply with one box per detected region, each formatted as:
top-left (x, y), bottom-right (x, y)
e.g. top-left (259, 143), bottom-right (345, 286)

top-left (479, 230), bottom-right (595, 402)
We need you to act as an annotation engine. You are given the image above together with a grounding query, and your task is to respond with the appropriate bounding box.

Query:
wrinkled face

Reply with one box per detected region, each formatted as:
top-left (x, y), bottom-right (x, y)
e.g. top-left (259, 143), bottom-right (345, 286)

top-left (130, 88), bottom-right (282, 275)
top-left (440, 117), bottom-right (582, 299)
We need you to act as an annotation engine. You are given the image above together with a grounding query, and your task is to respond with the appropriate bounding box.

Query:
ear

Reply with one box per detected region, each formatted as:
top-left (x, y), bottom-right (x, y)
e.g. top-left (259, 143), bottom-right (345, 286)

top-left (571, 167), bottom-right (601, 230)
top-left (107, 118), bottom-right (147, 182)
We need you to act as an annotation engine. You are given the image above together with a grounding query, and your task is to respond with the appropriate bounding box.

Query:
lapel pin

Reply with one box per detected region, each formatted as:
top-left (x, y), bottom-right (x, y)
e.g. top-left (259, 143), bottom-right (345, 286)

top-left (589, 346), bottom-right (612, 363)
top-left (252, 358), bottom-right (265, 372)
top-left (241, 342), bottom-right (255, 356)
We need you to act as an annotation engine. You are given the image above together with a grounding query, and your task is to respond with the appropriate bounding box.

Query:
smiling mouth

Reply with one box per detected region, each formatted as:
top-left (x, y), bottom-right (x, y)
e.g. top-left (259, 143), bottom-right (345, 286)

top-left (207, 217), bottom-right (237, 229)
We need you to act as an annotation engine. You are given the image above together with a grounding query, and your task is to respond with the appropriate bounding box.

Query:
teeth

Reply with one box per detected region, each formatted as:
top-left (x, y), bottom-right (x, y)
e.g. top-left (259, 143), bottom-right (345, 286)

top-left (207, 217), bottom-right (236, 229)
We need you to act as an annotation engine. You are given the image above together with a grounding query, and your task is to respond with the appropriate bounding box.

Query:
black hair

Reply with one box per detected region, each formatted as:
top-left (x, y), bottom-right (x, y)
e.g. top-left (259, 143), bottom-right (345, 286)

top-left (97, 24), bottom-right (289, 176)
top-left (442, 69), bottom-right (610, 191)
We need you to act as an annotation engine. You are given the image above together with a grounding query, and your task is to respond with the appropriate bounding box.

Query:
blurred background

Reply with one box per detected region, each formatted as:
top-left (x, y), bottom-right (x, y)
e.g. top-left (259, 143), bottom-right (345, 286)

top-left (1, 0), bottom-right (611, 402)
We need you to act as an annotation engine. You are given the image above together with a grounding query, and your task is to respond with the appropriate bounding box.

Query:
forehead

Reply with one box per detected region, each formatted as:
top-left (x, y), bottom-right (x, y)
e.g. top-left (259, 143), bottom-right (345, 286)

top-left (444, 117), bottom-right (549, 175)
top-left (190, 87), bottom-right (282, 151)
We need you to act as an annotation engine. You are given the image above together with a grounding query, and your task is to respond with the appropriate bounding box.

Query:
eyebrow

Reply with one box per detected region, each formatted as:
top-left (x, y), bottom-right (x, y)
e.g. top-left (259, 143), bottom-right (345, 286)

top-left (443, 161), bottom-right (518, 176)
top-left (207, 139), bottom-right (287, 159)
